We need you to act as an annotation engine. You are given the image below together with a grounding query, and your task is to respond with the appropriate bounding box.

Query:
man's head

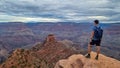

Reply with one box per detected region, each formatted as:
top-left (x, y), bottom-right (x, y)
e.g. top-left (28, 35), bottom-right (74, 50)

top-left (94, 20), bottom-right (99, 25)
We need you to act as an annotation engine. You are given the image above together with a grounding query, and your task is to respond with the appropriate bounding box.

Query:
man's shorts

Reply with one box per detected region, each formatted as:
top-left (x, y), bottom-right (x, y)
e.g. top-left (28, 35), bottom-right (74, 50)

top-left (90, 40), bottom-right (101, 46)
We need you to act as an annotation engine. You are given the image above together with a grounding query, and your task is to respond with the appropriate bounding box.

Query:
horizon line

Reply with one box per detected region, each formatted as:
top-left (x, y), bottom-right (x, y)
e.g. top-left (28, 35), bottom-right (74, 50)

top-left (0, 21), bottom-right (119, 24)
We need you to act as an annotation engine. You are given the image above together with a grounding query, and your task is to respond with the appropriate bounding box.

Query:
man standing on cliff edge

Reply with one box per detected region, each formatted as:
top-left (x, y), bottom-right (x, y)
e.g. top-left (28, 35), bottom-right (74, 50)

top-left (86, 20), bottom-right (103, 60)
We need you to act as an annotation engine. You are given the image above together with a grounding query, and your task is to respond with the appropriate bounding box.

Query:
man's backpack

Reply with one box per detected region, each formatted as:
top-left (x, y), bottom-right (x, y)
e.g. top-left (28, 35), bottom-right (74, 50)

top-left (94, 26), bottom-right (103, 40)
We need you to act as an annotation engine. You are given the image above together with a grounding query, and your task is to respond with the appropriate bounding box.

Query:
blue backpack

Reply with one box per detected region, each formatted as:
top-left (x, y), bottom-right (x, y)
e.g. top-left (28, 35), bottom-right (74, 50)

top-left (94, 26), bottom-right (103, 40)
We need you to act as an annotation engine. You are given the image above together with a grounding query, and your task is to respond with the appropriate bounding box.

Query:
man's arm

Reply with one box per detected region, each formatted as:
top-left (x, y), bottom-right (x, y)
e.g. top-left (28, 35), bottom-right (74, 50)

top-left (90, 31), bottom-right (94, 40)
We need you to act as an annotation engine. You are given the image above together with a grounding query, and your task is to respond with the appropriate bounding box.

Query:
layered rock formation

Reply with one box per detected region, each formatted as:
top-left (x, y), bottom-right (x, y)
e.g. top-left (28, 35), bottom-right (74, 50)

top-left (0, 34), bottom-right (80, 68)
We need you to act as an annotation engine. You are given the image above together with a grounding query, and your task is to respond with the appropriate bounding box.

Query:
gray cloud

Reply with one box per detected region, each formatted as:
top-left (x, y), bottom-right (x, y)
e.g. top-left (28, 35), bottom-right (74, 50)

top-left (0, 0), bottom-right (120, 22)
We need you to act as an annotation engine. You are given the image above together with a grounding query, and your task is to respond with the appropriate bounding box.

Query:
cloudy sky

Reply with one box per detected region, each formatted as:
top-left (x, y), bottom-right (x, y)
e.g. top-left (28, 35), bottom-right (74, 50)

top-left (0, 0), bottom-right (120, 23)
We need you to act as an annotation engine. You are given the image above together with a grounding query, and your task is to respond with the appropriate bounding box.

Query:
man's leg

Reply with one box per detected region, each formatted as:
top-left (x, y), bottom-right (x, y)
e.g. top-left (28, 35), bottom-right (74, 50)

top-left (88, 43), bottom-right (92, 54)
top-left (95, 46), bottom-right (100, 60)
top-left (86, 43), bottom-right (92, 58)
top-left (96, 46), bottom-right (100, 55)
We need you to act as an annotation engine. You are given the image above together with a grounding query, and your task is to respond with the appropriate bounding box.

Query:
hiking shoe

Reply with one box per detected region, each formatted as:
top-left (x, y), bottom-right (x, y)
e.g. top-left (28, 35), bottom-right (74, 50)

top-left (85, 54), bottom-right (91, 58)
top-left (95, 55), bottom-right (99, 60)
